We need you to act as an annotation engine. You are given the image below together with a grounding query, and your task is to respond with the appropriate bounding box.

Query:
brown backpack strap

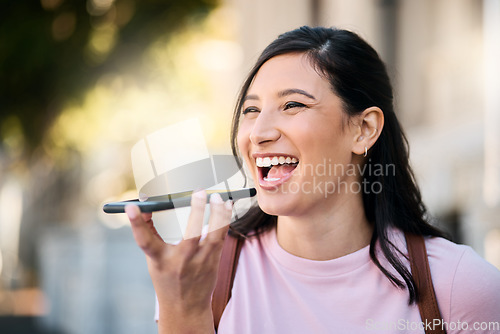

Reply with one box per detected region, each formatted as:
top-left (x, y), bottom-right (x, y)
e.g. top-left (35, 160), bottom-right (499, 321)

top-left (212, 233), bottom-right (244, 331)
top-left (406, 232), bottom-right (447, 334)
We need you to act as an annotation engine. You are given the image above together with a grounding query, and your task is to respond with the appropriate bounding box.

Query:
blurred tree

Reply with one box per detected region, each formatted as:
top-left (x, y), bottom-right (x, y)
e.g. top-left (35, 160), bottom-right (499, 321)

top-left (0, 0), bottom-right (220, 291)
top-left (0, 0), bottom-right (219, 155)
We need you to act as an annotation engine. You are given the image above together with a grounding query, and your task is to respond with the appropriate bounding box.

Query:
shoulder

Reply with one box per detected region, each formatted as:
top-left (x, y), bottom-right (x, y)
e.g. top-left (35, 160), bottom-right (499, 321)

top-left (425, 236), bottom-right (500, 292)
top-left (425, 236), bottom-right (500, 324)
top-left (236, 230), bottom-right (271, 266)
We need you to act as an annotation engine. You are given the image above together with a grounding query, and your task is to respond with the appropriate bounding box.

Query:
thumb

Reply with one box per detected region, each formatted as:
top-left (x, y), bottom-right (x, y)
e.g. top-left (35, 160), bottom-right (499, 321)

top-left (125, 205), bottom-right (165, 259)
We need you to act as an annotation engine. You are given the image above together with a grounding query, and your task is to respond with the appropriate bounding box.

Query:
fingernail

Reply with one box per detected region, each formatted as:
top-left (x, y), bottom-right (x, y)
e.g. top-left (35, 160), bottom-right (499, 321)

top-left (224, 200), bottom-right (233, 210)
top-left (210, 192), bottom-right (223, 204)
top-left (125, 205), bottom-right (138, 219)
top-left (192, 189), bottom-right (206, 199)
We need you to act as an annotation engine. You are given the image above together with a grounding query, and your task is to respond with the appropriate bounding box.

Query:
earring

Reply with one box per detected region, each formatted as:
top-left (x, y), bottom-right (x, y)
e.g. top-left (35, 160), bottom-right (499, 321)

top-left (363, 147), bottom-right (368, 157)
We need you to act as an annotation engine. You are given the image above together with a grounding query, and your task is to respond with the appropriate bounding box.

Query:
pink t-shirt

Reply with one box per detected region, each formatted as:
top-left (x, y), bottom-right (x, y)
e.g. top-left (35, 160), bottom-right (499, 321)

top-left (155, 228), bottom-right (500, 333)
top-left (216, 228), bottom-right (500, 333)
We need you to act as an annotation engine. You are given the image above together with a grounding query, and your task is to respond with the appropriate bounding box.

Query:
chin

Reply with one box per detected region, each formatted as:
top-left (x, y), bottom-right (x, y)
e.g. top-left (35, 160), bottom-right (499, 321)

top-left (256, 191), bottom-right (300, 217)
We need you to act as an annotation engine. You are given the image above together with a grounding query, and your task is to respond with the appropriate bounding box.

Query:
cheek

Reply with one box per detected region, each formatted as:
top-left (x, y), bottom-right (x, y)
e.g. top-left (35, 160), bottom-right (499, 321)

top-left (236, 120), bottom-right (254, 151)
top-left (236, 125), bottom-right (254, 169)
top-left (236, 128), bottom-right (249, 154)
top-left (236, 123), bottom-right (259, 179)
top-left (297, 124), bottom-right (351, 163)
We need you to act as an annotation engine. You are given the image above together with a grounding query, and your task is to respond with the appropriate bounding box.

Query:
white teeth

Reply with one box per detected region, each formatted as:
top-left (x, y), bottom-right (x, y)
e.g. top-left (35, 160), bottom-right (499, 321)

top-left (256, 157), bottom-right (271, 167)
top-left (263, 176), bottom-right (281, 182)
top-left (255, 155), bottom-right (299, 167)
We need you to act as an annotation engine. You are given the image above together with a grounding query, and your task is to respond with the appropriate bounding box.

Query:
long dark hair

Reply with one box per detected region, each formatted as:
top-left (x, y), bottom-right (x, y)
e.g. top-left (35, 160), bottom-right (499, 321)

top-left (229, 26), bottom-right (446, 304)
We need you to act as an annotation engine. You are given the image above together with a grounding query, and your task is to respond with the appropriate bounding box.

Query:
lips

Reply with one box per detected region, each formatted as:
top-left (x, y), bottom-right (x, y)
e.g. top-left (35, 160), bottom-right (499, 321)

top-left (253, 154), bottom-right (299, 189)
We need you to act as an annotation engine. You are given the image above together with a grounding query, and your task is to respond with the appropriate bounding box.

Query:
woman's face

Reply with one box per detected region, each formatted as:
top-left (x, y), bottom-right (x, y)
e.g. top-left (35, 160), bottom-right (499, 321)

top-left (237, 53), bottom-right (360, 217)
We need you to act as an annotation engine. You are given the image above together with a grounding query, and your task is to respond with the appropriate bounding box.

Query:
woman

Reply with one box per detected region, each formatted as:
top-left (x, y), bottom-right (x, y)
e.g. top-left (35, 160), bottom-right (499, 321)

top-left (125, 26), bottom-right (500, 333)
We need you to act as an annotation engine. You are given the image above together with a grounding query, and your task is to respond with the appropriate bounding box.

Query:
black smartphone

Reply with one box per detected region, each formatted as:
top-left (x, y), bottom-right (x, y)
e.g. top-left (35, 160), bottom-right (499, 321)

top-left (102, 188), bottom-right (256, 214)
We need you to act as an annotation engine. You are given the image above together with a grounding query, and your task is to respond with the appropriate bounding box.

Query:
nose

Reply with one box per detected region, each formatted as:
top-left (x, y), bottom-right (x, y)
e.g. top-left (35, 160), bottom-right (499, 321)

top-left (249, 111), bottom-right (281, 145)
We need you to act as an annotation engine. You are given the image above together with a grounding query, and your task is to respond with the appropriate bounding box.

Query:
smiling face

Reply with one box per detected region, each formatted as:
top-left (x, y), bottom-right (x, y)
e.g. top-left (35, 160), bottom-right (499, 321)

top-left (237, 53), bottom-right (362, 217)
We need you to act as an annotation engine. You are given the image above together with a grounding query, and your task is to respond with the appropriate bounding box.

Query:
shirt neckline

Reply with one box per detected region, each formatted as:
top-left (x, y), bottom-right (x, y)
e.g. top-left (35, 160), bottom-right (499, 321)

top-left (260, 227), bottom-right (373, 277)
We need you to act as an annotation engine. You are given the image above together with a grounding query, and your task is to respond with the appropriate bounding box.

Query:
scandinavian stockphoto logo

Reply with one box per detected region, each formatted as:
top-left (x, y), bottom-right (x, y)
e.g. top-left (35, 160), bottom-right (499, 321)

top-left (131, 118), bottom-right (251, 241)
top-left (268, 159), bottom-right (395, 197)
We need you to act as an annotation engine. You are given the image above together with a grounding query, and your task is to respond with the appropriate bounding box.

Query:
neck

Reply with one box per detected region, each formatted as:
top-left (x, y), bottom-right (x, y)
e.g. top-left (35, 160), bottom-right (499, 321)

top-left (276, 191), bottom-right (373, 261)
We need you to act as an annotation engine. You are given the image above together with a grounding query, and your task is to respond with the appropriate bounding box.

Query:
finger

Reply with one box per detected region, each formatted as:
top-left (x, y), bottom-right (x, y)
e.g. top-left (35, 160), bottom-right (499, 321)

top-left (145, 215), bottom-right (165, 243)
top-left (126, 205), bottom-right (165, 258)
top-left (205, 194), bottom-right (232, 242)
top-left (141, 212), bottom-right (153, 222)
top-left (182, 190), bottom-right (207, 241)
top-left (139, 212), bottom-right (163, 241)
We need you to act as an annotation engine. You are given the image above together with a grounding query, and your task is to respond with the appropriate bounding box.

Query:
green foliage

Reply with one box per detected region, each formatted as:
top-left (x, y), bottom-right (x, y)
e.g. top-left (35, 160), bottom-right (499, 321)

top-left (0, 0), bottom-right (219, 152)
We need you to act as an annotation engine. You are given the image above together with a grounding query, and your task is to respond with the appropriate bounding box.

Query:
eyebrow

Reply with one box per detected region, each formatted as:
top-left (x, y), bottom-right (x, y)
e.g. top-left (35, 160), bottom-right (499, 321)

top-left (278, 88), bottom-right (316, 100)
top-left (243, 88), bottom-right (317, 102)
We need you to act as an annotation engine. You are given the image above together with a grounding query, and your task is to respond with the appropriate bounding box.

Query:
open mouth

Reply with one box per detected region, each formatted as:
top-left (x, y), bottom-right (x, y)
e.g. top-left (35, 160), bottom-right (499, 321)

top-left (256, 155), bottom-right (299, 186)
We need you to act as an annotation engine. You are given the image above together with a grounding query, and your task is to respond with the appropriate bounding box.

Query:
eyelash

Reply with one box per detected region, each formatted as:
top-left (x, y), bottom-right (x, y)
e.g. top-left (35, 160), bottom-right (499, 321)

top-left (242, 107), bottom-right (259, 115)
top-left (242, 102), bottom-right (307, 115)
top-left (283, 101), bottom-right (306, 110)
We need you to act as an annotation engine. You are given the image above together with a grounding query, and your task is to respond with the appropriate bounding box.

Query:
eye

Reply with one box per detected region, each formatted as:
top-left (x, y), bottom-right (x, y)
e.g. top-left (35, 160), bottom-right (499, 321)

top-left (242, 106), bottom-right (260, 115)
top-left (283, 101), bottom-right (307, 110)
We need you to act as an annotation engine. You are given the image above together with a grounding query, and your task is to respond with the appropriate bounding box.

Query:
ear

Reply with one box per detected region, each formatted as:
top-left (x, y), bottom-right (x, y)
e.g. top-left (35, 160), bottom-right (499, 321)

top-left (351, 107), bottom-right (384, 156)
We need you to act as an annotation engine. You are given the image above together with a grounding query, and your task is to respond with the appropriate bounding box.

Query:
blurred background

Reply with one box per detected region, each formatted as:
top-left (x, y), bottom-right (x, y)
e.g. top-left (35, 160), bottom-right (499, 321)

top-left (0, 0), bottom-right (499, 333)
